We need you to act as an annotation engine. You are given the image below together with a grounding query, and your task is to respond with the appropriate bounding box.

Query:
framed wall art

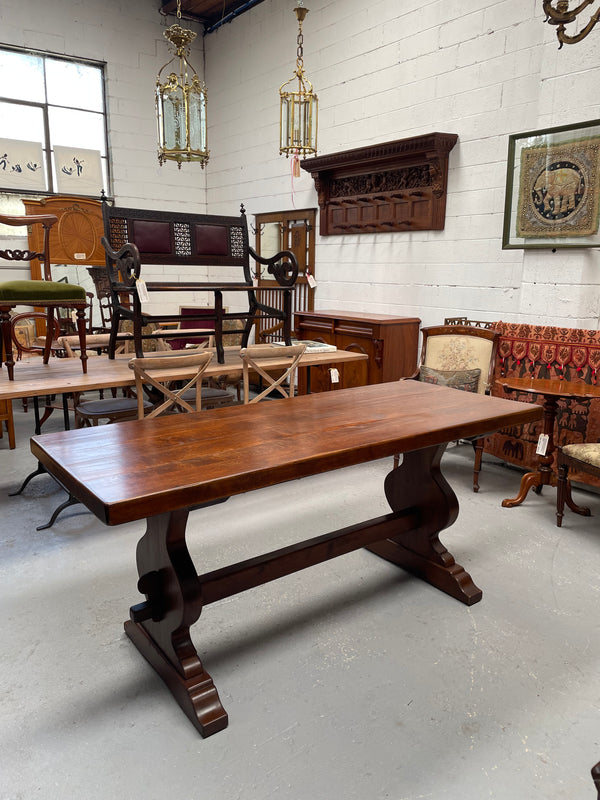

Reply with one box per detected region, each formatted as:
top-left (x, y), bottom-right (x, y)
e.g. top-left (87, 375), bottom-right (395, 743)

top-left (0, 138), bottom-right (47, 192)
top-left (502, 119), bottom-right (600, 249)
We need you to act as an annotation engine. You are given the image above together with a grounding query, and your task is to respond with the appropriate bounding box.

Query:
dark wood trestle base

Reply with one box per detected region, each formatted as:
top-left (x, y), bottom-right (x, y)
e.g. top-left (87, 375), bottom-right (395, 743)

top-left (31, 381), bottom-right (541, 737)
top-left (124, 444), bottom-right (480, 737)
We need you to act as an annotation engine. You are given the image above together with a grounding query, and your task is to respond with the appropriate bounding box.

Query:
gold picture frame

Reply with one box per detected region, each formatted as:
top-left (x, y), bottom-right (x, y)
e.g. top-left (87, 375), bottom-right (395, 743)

top-left (502, 119), bottom-right (600, 249)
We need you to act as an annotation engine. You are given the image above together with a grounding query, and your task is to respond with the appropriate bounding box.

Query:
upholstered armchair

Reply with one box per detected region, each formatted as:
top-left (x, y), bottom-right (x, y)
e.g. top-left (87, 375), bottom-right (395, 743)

top-left (403, 324), bottom-right (500, 491)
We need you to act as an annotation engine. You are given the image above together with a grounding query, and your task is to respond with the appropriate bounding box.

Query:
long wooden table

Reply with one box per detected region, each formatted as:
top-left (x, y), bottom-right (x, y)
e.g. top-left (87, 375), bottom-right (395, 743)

top-left (31, 381), bottom-right (542, 737)
top-left (0, 346), bottom-right (367, 403)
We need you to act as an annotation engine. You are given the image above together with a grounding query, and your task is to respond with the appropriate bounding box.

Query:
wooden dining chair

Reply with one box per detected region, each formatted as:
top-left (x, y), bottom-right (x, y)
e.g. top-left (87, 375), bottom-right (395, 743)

top-left (239, 342), bottom-right (307, 404)
top-left (556, 443), bottom-right (600, 527)
top-left (128, 350), bottom-right (215, 418)
top-left (0, 213), bottom-right (88, 380)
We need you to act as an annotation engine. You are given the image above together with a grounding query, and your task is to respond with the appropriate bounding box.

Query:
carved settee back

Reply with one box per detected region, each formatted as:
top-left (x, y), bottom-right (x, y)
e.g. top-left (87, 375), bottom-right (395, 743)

top-left (484, 321), bottom-right (600, 487)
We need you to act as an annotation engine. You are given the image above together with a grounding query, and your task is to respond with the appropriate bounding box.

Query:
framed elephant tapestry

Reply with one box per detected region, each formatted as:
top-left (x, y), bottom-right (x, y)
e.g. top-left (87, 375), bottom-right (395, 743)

top-left (502, 119), bottom-right (600, 249)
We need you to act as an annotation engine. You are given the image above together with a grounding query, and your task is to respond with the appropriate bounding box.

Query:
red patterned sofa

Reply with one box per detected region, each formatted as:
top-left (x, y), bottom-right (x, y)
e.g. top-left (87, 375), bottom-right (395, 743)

top-left (483, 322), bottom-right (600, 487)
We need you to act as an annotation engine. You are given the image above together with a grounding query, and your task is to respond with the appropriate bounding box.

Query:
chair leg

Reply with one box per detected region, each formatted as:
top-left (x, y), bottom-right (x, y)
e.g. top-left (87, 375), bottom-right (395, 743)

top-left (556, 463), bottom-right (568, 527)
top-left (75, 307), bottom-right (88, 374)
top-left (472, 439), bottom-right (483, 493)
top-left (0, 307), bottom-right (15, 380)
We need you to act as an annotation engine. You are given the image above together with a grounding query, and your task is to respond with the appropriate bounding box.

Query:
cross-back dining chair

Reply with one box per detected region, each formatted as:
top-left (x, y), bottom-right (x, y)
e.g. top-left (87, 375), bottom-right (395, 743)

top-left (128, 350), bottom-right (215, 418)
top-left (395, 324), bottom-right (499, 491)
top-left (0, 213), bottom-right (88, 380)
top-left (239, 342), bottom-right (307, 404)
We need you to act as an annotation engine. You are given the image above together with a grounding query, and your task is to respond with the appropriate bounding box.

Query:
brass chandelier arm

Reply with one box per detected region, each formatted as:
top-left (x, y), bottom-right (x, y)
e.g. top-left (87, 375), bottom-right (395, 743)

top-left (543, 0), bottom-right (600, 47)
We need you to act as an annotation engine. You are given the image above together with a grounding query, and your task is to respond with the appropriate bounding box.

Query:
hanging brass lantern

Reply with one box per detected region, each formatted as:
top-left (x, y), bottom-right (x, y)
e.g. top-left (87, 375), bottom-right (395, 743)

top-left (156, 0), bottom-right (209, 168)
top-left (279, 2), bottom-right (318, 158)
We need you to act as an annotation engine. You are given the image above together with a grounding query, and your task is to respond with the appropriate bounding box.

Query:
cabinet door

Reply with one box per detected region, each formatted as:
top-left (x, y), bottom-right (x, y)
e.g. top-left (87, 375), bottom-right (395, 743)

top-left (334, 335), bottom-right (370, 388)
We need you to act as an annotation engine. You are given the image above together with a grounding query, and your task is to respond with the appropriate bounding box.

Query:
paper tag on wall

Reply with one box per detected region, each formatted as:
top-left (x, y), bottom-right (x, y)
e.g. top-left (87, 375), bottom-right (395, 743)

top-left (536, 433), bottom-right (549, 455)
top-left (136, 279), bottom-right (150, 303)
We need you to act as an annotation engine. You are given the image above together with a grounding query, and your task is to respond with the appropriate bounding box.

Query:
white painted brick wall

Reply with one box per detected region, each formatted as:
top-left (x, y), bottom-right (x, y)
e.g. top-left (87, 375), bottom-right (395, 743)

top-left (2, 0), bottom-right (600, 329)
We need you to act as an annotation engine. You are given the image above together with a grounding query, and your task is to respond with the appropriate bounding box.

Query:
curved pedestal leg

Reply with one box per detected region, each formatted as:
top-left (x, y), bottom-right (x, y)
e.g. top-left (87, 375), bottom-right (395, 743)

top-left (367, 444), bottom-right (482, 606)
top-left (592, 761), bottom-right (600, 799)
top-left (124, 509), bottom-right (228, 737)
top-left (501, 470), bottom-right (542, 508)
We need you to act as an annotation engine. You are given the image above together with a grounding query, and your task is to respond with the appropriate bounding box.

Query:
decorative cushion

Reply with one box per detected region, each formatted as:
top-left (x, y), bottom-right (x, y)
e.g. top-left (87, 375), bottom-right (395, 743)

top-left (0, 280), bottom-right (86, 302)
top-left (561, 443), bottom-right (600, 468)
top-left (419, 366), bottom-right (481, 393)
top-left (77, 397), bottom-right (150, 415)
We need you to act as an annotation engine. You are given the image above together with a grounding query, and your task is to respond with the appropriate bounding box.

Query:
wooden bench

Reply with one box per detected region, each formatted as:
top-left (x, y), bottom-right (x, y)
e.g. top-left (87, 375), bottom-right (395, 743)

top-left (101, 203), bottom-right (299, 363)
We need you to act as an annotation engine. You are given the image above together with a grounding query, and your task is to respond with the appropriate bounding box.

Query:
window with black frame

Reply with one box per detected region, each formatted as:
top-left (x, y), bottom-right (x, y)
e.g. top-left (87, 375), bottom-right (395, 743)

top-left (0, 45), bottom-right (109, 207)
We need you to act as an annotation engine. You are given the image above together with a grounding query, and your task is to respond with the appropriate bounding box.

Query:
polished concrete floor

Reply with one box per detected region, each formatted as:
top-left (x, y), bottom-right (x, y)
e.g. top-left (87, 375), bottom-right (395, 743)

top-left (1, 403), bottom-right (600, 800)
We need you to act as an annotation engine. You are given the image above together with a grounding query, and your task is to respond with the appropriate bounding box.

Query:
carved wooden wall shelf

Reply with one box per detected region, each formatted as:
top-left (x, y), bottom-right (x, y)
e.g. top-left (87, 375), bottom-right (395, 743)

top-left (300, 133), bottom-right (458, 236)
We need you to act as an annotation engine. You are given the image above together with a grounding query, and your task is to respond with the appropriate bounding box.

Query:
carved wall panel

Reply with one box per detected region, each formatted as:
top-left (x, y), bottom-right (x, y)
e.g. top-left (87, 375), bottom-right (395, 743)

top-left (300, 133), bottom-right (458, 236)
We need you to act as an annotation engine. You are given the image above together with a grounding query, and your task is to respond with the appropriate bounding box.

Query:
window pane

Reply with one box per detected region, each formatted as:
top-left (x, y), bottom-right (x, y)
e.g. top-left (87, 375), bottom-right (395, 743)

top-left (46, 59), bottom-right (103, 112)
top-left (48, 107), bottom-right (106, 153)
top-left (0, 51), bottom-right (44, 102)
top-left (0, 101), bottom-right (46, 144)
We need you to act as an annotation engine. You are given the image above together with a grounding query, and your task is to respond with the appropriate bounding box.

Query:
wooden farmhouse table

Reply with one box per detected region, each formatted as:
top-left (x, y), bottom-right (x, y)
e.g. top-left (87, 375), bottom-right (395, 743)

top-left (31, 380), bottom-right (541, 737)
top-left (0, 346), bottom-right (367, 405)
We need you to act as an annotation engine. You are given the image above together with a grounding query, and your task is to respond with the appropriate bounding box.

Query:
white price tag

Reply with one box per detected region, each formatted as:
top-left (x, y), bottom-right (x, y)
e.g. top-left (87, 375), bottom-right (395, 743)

top-left (330, 367), bottom-right (340, 384)
top-left (536, 433), bottom-right (549, 456)
top-left (307, 273), bottom-right (317, 289)
top-left (136, 278), bottom-right (150, 303)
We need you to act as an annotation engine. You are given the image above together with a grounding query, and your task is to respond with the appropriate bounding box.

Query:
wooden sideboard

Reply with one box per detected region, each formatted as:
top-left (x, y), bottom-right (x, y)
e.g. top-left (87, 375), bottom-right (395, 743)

top-left (295, 310), bottom-right (420, 393)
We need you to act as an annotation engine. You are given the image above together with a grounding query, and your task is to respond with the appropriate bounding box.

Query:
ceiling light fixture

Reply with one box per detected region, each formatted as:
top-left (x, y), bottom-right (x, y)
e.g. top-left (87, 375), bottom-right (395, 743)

top-left (156, 0), bottom-right (209, 168)
top-left (543, 0), bottom-right (600, 47)
top-left (279, 2), bottom-right (318, 159)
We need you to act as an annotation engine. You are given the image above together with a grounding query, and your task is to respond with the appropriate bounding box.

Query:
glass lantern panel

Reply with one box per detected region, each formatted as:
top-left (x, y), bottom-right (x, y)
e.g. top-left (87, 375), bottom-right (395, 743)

top-left (161, 87), bottom-right (185, 151)
top-left (188, 90), bottom-right (207, 152)
top-left (280, 96), bottom-right (291, 151)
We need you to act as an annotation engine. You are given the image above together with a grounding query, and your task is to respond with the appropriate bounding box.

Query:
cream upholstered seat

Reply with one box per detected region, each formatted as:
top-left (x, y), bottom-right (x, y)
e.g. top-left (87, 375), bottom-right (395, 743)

top-left (556, 443), bottom-right (600, 527)
top-left (397, 324), bottom-right (499, 492)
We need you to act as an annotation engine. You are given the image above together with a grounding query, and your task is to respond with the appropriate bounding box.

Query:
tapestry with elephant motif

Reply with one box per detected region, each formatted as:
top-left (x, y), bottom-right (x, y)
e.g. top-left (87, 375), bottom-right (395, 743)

top-left (517, 137), bottom-right (600, 239)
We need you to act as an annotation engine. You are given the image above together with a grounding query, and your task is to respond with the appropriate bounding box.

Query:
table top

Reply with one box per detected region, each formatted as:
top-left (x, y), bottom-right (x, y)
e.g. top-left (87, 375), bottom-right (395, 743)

top-left (0, 347), bottom-right (368, 401)
top-left (32, 380), bottom-right (542, 527)
top-left (498, 376), bottom-right (600, 400)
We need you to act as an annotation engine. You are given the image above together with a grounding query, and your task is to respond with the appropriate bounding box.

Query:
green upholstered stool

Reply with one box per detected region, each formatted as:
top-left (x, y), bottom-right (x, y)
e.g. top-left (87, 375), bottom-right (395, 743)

top-left (0, 213), bottom-right (88, 380)
top-left (556, 443), bottom-right (600, 527)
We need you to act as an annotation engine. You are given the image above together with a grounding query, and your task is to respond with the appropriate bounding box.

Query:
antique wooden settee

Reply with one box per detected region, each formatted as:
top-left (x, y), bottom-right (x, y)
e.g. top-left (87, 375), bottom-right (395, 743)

top-left (483, 321), bottom-right (600, 487)
top-left (101, 203), bottom-right (298, 363)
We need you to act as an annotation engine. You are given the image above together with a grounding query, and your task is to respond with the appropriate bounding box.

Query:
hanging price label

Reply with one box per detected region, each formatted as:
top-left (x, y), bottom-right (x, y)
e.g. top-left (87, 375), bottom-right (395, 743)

top-left (330, 368), bottom-right (340, 384)
top-left (536, 434), bottom-right (549, 456)
top-left (136, 279), bottom-right (150, 303)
